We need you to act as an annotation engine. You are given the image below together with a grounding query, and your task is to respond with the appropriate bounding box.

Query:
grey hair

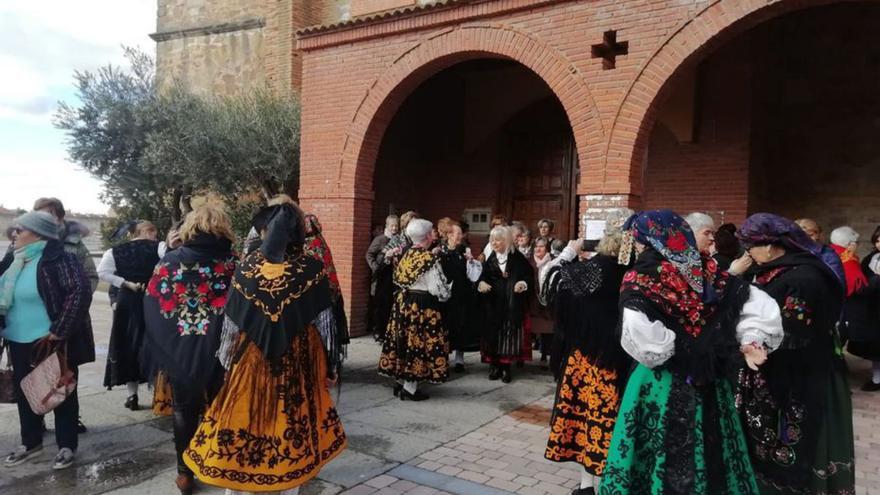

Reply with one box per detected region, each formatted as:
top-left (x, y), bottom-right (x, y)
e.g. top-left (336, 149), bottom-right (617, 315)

top-left (406, 218), bottom-right (434, 244)
top-left (385, 214), bottom-right (399, 226)
top-left (830, 226), bottom-right (859, 247)
top-left (489, 225), bottom-right (514, 252)
top-left (685, 212), bottom-right (715, 232)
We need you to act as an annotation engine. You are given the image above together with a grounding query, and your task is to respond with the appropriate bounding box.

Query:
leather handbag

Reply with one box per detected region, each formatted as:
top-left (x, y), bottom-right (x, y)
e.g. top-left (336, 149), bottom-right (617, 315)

top-left (20, 340), bottom-right (76, 415)
top-left (0, 340), bottom-right (15, 404)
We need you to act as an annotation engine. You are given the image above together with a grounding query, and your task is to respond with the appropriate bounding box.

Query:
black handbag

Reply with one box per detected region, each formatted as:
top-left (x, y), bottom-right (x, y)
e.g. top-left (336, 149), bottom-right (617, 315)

top-left (0, 339), bottom-right (16, 403)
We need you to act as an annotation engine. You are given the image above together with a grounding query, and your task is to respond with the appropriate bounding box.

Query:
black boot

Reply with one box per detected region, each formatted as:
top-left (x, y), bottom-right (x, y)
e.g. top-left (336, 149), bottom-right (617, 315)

top-left (393, 384), bottom-right (403, 397)
top-left (124, 394), bottom-right (139, 411)
top-left (400, 389), bottom-right (430, 401)
top-left (488, 366), bottom-right (502, 381)
top-left (501, 366), bottom-right (512, 384)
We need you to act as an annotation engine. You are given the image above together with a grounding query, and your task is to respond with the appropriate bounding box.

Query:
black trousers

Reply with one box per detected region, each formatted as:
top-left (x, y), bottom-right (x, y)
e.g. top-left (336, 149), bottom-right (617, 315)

top-left (9, 341), bottom-right (79, 451)
top-left (170, 380), bottom-right (211, 475)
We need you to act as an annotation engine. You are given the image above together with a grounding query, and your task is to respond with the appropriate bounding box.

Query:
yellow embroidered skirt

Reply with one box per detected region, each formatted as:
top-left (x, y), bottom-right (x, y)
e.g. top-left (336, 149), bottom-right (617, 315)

top-left (545, 349), bottom-right (621, 475)
top-left (151, 370), bottom-right (174, 416)
top-left (184, 325), bottom-right (347, 492)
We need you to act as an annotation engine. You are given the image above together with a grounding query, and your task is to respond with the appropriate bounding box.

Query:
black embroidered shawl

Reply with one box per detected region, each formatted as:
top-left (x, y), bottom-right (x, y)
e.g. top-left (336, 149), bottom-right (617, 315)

top-left (480, 250), bottom-right (534, 329)
top-left (619, 248), bottom-right (751, 385)
top-left (225, 249), bottom-right (332, 362)
top-left (113, 239), bottom-right (160, 283)
top-left (394, 248), bottom-right (437, 288)
top-left (555, 255), bottom-right (629, 373)
top-left (142, 234), bottom-right (236, 389)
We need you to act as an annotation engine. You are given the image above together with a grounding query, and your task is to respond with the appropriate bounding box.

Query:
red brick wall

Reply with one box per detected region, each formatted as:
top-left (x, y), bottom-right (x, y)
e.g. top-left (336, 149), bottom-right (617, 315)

top-left (642, 35), bottom-right (753, 226)
top-left (297, 0), bottom-right (869, 335)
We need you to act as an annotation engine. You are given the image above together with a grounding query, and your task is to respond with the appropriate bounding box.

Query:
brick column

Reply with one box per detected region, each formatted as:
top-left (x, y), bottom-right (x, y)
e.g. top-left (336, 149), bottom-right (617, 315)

top-left (300, 194), bottom-right (374, 337)
top-left (577, 194), bottom-right (642, 235)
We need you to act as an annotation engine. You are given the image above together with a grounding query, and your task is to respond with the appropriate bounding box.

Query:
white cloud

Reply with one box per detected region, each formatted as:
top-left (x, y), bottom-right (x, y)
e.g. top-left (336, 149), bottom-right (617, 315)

top-left (0, 0), bottom-right (157, 214)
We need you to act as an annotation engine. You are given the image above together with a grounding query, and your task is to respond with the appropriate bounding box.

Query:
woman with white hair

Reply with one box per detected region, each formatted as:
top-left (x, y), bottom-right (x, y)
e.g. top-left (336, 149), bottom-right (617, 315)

top-left (478, 225), bottom-right (534, 383)
top-left (378, 219), bottom-right (452, 401)
top-left (832, 226), bottom-right (880, 391)
top-left (684, 212), bottom-right (716, 255)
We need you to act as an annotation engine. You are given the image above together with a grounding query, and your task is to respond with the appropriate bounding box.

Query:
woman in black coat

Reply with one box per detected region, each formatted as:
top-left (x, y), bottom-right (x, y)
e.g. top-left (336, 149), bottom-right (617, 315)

top-left (479, 225), bottom-right (534, 383)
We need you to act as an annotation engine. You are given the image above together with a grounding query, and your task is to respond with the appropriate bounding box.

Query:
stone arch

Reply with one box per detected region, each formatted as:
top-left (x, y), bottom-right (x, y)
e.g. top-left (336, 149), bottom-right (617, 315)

top-left (339, 24), bottom-right (605, 197)
top-left (604, 0), bottom-right (864, 198)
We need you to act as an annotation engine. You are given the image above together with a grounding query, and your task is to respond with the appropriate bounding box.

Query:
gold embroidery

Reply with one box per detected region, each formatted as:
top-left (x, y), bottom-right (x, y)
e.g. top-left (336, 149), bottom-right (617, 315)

top-left (233, 252), bottom-right (326, 322)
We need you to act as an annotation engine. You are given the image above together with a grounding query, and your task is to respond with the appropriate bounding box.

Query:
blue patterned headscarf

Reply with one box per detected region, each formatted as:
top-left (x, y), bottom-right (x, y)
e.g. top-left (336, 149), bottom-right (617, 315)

top-left (624, 209), bottom-right (706, 296)
top-left (737, 213), bottom-right (846, 288)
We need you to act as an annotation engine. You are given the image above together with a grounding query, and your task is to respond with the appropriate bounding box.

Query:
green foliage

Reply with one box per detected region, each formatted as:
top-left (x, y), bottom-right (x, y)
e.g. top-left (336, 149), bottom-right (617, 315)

top-left (55, 47), bottom-right (301, 230)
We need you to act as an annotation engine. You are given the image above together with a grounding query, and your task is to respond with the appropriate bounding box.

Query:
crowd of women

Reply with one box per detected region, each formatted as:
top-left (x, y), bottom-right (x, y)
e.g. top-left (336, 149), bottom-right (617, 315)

top-left (0, 196), bottom-right (348, 495)
top-left (2, 194), bottom-right (878, 495)
top-left (368, 208), bottom-right (880, 495)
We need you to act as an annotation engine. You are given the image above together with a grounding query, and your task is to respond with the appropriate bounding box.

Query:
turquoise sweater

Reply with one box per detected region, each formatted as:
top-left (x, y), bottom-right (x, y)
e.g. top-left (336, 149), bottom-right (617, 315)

top-left (2, 253), bottom-right (51, 343)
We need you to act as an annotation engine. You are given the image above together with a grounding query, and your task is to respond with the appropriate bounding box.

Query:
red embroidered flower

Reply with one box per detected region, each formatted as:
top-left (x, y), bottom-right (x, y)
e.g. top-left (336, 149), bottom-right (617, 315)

top-left (160, 298), bottom-right (176, 313)
top-left (666, 232), bottom-right (688, 252)
top-left (214, 262), bottom-right (226, 275)
top-left (197, 282), bottom-right (210, 295)
top-left (211, 295), bottom-right (227, 308)
top-left (623, 271), bottom-right (637, 283)
top-left (147, 277), bottom-right (160, 296)
top-left (174, 283), bottom-right (187, 295)
top-left (158, 265), bottom-right (170, 277)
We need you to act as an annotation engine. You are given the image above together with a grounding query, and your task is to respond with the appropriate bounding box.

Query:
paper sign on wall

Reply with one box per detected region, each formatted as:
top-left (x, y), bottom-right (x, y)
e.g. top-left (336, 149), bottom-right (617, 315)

top-left (584, 220), bottom-right (606, 241)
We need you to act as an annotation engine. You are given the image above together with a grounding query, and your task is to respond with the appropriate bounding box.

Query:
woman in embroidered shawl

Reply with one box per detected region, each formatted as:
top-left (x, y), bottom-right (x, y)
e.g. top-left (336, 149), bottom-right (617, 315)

top-left (142, 205), bottom-right (238, 494)
top-left (378, 219), bottom-right (452, 401)
top-left (184, 199), bottom-right (346, 495)
top-left (736, 213), bottom-right (855, 495)
top-left (598, 210), bottom-right (783, 495)
top-left (479, 225), bottom-right (534, 383)
top-left (303, 213), bottom-right (349, 378)
top-left (545, 212), bottom-right (632, 495)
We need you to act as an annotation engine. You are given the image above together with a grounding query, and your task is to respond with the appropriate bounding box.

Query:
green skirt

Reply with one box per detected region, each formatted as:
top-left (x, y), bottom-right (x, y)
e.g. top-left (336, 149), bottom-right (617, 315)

top-left (599, 365), bottom-right (759, 495)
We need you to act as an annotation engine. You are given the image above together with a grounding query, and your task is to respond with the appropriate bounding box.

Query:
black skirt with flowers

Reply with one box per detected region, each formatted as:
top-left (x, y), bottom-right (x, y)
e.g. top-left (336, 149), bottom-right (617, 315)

top-left (378, 290), bottom-right (449, 384)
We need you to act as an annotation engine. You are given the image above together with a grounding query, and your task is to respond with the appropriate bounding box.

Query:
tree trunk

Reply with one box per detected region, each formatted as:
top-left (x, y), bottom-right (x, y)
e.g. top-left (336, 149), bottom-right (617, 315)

top-left (180, 185), bottom-right (194, 216)
top-left (170, 188), bottom-right (184, 223)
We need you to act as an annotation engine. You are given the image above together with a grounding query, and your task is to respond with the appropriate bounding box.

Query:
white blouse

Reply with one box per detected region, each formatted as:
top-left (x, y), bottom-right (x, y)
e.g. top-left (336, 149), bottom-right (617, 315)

top-left (405, 261), bottom-right (453, 302)
top-left (620, 285), bottom-right (783, 369)
top-left (869, 252), bottom-right (880, 275)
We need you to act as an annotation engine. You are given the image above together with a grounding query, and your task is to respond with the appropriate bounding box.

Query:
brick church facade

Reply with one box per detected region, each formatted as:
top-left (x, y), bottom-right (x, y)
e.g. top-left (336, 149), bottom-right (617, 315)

top-left (154, 0), bottom-right (880, 335)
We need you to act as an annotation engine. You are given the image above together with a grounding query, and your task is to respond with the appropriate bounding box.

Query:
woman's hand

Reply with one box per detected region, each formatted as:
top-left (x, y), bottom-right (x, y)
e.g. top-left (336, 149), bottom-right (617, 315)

top-left (122, 280), bottom-right (144, 292)
top-left (741, 343), bottom-right (767, 370)
top-left (326, 373), bottom-right (338, 388)
top-left (728, 254), bottom-right (753, 276)
top-left (46, 333), bottom-right (63, 341)
top-left (478, 281), bottom-right (492, 293)
top-left (514, 281), bottom-right (528, 293)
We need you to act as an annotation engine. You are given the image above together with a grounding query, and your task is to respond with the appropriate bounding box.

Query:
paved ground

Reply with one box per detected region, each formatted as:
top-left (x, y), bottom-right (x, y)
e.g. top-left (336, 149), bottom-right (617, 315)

top-left (1, 293), bottom-right (879, 495)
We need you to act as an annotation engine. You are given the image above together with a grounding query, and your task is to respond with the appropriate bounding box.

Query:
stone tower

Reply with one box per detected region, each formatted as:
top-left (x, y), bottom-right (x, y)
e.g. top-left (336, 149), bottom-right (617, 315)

top-left (151, 0), bottom-right (350, 96)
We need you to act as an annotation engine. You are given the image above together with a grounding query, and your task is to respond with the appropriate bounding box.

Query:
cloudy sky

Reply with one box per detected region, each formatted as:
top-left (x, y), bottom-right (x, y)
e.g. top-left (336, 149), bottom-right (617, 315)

top-left (0, 1), bottom-right (157, 215)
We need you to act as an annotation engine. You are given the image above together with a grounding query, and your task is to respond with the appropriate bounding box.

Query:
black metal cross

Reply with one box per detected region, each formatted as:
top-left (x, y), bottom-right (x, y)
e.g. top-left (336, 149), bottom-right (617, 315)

top-left (591, 30), bottom-right (628, 70)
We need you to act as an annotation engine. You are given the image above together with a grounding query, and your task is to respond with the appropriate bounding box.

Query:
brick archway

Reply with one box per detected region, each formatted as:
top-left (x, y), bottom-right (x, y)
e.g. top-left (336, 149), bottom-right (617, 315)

top-left (340, 24), bottom-right (605, 198)
top-left (604, 0), bottom-right (863, 199)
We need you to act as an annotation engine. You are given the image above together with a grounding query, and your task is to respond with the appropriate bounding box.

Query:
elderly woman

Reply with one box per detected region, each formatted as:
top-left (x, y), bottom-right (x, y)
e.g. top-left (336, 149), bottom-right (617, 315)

top-left (367, 215), bottom-right (399, 339)
top-left (529, 237), bottom-right (554, 366)
top-left (98, 220), bottom-right (160, 410)
top-left (517, 226), bottom-right (534, 258)
top-left (439, 222), bottom-right (482, 372)
top-left (685, 211), bottom-right (716, 255)
top-left (849, 225), bottom-right (880, 390)
top-left (0, 211), bottom-right (94, 470)
top-left (184, 198), bottom-right (346, 495)
top-left (599, 210), bottom-right (783, 495)
top-left (378, 219), bottom-right (452, 401)
top-left (545, 216), bottom-right (632, 494)
top-left (141, 205), bottom-right (238, 494)
top-left (479, 225), bottom-right (534, 383)
top-left (736, 214), bottom-right (855, 495)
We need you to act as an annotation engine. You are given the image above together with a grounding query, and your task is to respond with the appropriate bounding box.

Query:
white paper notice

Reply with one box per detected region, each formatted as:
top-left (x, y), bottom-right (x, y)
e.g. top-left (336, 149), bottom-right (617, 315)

top-left (584, 220), bottom-right (607, 240)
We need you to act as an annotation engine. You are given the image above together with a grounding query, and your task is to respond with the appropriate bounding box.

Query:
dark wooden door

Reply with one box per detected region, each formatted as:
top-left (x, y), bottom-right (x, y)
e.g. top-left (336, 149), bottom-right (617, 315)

top-left (506, 133), bottom-right (577, 241)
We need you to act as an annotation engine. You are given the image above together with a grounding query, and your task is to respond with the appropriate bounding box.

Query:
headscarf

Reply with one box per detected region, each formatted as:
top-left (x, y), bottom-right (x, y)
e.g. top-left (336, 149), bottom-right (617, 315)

top-left (737, 213), bottom-right (846, 289)
top-left (224, 204), bottom-right (330, 362)
top-left (623, 209), bottom-right (710, 300)
top-left (303, 213), bottom-right (340, 294)
top-left (0, 240), bottom-right (48, 315)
